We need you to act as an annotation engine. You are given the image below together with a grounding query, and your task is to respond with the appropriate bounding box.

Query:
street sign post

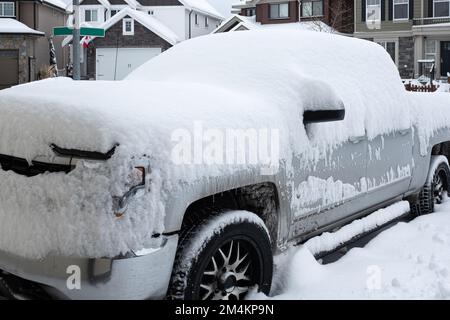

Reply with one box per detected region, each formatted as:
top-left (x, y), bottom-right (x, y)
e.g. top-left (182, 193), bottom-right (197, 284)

top-left (53, 27), bottom-right (73, 36)
top-left (53, 3), bottom-right (105, 81)
top-left (80, 27), bottom-right (105, 37)
top-left (53, 27), bottom-right (105, 37)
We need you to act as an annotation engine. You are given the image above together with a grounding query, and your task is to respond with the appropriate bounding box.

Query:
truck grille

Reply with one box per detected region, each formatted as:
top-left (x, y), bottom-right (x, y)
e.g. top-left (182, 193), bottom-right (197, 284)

top-left (0, 154), bottom-right (74, 177)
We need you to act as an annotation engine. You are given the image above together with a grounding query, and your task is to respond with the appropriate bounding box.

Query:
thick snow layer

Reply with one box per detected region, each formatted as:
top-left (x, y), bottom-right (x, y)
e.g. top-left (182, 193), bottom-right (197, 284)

top-left (0, 77), bottom-right (282, 258)
top-left (177, 210), bottom-right (268, 270)
top-left (180, 0), bottom-right (225, 20)
top-left (0, 30), bottom-right (446, 259)
top-left (251, 199), bottom-right (450, 299)
top-left (128, 30), bottom-right (410, 143)
top-left (0, 18), bottom-right (44, 35)
top-left (44, 0), bottom-right (68, 10)
top-left (304, 201), bottom-right (410, 255)
top-left (409, 91), bottom-right (450, 155)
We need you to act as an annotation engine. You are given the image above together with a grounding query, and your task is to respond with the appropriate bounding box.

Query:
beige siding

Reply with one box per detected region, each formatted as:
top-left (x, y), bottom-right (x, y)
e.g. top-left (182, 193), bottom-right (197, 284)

top-left (19, 3), bottom-right (35, 27)
top-left (36, 5), bottom-right (68, 75)
top-left (355, 0), bottom-right (423, 33)
top-left (17, 3), bottom-right (68, 77)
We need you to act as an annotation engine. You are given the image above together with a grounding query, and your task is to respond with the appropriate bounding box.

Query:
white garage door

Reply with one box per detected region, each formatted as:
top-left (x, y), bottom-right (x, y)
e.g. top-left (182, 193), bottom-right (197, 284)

top-left (96, 47), bottom-right (162, 80)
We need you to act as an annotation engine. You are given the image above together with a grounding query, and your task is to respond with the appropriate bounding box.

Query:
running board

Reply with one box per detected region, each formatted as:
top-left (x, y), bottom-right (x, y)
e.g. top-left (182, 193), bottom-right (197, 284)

top-left (298, 201), bottom-right (413, 260)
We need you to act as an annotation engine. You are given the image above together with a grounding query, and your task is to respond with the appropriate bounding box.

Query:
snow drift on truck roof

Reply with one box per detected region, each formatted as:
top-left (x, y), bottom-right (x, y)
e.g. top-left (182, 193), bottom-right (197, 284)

top-left (127, 29), bottom-right (411, 141)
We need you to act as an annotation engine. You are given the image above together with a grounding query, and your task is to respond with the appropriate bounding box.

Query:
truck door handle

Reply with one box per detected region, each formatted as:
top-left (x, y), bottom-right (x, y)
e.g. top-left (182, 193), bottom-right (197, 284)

top-left (349, 135), bottom-right (365, 143)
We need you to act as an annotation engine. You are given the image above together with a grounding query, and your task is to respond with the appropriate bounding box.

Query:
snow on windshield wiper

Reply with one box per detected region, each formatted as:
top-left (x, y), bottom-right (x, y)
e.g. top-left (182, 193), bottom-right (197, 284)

top-left (50, 143), bottom-right (119, 160)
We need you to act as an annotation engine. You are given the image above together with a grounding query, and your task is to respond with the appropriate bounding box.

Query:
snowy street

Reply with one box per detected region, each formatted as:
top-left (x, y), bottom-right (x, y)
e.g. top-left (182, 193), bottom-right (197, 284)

top-left (255, 199), bottom-right (450, 300)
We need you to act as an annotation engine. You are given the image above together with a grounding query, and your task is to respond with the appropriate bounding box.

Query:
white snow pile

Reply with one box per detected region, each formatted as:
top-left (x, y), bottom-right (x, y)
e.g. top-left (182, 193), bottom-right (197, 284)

top-left (0, 18), bottom-right (44, 35)
top-left (181, 0), bottom-right (224, 20)
top-left (408, 91), bottom-right (450, 155)
top-left (304, 201), bottom-right (410, 256)
top-left (0, 30), bottom-right (447, 259)
top-left (250, 199), bottom-right (450, 300)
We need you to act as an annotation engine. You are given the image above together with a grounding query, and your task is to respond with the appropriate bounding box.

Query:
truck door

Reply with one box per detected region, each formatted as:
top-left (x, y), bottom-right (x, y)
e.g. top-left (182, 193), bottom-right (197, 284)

top-left (290, 122), bottom-right (368, 239)
top-left (364, 128), bottom-right (413, 207)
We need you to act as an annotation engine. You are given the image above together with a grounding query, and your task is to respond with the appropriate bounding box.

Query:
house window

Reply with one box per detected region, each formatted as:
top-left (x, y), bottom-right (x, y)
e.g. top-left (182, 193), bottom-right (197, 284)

top-left (123, 18), bottom-right (134, 35)
top-left (204, 16), bottom-right (208, 27)
top-left (85, 9), bottom-right (98, 22)
top-left (393, 0), bottom-right (409, 20)
top-left (195, 14), bottom-right (199, 25)
top-left (269, 3), bottom-right (289, 19)
top-left (301, 0), bottom-right (324, 17)
top-left (366, 0), bottom-right (381, 22)
top-left (434, 0), bottom-right (450, 17)
top-left (377, 41), bottom-right (397, 63)
top-left (246, 8), bottom-right (256, 16)
top-left (0, 2), bottom-right (14, 17)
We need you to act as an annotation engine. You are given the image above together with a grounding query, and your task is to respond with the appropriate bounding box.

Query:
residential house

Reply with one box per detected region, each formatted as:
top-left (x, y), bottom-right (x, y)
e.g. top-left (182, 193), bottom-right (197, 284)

top-left (0, 0), bottom-right (69, 89)
top-left (226, 0), bottom-right (354, 34)
top-left (354, 0), bottom-right (450, 79)
top-left (65, 0), bottom-right (224, 80)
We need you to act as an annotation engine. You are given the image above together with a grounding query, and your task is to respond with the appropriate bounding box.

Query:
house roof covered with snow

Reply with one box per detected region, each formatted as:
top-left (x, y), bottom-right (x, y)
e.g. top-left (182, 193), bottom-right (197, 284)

top-left (103, 8), bottom-right (180, 45)
top-left (67, 0), bottom-right (223, 20)
top-left (214, 14), bottom-right (335, 34)
top-left (179, 0), bottom-right (224, 20)
top-left (62, 8), bottom-right (180, 47)
top-left (42, 0), bottom-right (69, 11)
top-left (0, 18), bottom-right (45, 35)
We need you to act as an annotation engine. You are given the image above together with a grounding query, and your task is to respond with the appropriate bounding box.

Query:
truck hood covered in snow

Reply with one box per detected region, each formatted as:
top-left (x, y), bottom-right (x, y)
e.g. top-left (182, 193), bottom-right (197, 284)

top-left (0, 30), bottom-right (438, 259)
top-left (0, 78), bottom-right (281, 162)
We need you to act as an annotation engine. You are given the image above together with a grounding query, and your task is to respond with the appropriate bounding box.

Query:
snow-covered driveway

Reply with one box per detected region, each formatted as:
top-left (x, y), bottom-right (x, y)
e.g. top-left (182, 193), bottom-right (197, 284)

top-left (252, 199), bottom-right (450, 300)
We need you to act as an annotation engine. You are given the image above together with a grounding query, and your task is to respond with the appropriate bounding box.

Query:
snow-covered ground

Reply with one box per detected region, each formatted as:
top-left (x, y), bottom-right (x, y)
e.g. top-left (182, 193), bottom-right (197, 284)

top-left (251, 198), bottom-right (450, 300)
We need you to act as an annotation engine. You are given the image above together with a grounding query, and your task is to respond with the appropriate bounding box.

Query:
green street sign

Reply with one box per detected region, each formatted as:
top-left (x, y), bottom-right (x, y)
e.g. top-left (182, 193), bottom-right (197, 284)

top-left (80, 27), bottom-right (105, 37)
top-left (53, 26), bottom-right (105, 37)
top-left (53, 26), bottom-right (72, 36)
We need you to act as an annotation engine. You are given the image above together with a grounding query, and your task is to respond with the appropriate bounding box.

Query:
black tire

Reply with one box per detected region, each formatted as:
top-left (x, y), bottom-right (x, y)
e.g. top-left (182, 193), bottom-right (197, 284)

top-left (168, 210), bottom-right (273, 300)
top-left (412, 158), bottom-right (450, 216)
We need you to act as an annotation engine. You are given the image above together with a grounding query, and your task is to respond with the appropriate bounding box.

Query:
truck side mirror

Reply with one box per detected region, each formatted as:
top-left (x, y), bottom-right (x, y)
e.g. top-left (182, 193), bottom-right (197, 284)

top-left (303, 109), bottom-right (345, 125)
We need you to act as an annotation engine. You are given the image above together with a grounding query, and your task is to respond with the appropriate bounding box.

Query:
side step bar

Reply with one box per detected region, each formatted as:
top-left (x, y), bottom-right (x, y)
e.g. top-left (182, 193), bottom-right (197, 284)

top-left (299, 201), bottom-right (413, 262)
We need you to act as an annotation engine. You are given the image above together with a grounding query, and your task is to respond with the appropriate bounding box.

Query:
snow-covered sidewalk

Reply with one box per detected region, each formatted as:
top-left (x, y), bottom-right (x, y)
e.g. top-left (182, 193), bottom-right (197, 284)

top-left (251, 199), bottom-right (450, 300)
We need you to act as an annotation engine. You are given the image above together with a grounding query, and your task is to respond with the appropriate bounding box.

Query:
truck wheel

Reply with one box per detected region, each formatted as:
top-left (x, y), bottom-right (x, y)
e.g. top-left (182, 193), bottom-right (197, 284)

top-left (412, 156), bottom-right (450, 215)
top-left (168, 210), bottom-right (273, 300)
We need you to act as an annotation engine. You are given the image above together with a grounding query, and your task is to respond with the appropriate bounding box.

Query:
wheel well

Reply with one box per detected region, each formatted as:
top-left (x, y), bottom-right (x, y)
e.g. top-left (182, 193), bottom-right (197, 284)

top-left (181, 182), bottom-right (280, 250)
top-left (431, 142), bottom-right (450, 162)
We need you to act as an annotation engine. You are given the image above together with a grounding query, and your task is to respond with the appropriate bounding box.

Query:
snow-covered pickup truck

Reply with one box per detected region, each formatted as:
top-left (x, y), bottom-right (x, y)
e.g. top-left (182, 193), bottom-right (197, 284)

top-left (0, 30), bottom-right (450, 300)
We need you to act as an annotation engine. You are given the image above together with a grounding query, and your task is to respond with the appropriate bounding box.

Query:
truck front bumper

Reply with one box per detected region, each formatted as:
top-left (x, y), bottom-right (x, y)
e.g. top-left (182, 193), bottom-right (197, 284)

top-left (0, 234), bottom-right (178, 300)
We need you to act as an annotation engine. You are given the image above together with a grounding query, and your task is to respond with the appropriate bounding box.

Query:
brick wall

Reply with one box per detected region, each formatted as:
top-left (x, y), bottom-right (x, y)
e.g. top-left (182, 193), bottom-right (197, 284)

top-left (256, 1), bottom-right (299, 25)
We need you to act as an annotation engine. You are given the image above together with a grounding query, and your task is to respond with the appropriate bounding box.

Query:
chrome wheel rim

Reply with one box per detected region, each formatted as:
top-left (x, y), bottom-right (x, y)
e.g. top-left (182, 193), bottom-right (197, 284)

top-left (433, 170), bottom-right (446, 204)
top-left (200, 240), bottom-right (255, 300)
